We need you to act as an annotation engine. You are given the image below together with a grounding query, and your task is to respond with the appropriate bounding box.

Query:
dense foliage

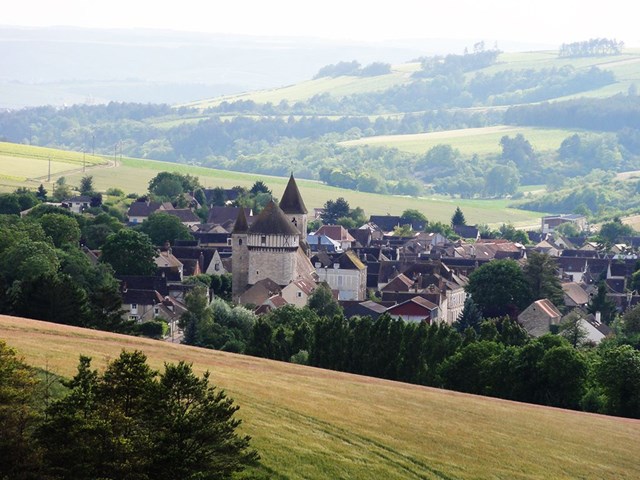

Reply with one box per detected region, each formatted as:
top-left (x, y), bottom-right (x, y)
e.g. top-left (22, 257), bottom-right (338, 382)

top-left (0, 345), bottom-right (258, 479)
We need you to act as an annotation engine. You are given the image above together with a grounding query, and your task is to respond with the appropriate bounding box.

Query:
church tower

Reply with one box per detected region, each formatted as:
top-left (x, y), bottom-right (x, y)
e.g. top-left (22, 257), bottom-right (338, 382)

top-left (231, 207), bottom-right (249, 301)
top-left (279, 174), bottom-right (308, 235)
top-left (246, 200), bottom-right (301, 287)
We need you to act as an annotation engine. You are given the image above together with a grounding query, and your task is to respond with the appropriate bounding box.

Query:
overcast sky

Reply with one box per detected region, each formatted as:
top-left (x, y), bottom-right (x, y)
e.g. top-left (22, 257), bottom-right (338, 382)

top-left (4, 0), bottom-right (638, 47)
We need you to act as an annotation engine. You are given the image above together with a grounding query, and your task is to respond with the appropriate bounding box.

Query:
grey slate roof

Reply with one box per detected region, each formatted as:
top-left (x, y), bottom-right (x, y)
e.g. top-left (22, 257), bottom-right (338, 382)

top-left (248, 201), bottom-right (299, 236)
top-left (279, 174), bottom-right (308, 214)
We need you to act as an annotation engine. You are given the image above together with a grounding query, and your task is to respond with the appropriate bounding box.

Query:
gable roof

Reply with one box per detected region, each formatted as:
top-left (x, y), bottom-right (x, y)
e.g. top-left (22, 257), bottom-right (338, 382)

top-left (127, 200), bottom-right (163, 217)
top-left (279, 174), bottom-right (307, 214)
top-left (381, 273), bottom-right (414, 292)
top-left (249, 200), bottom-right (300, 236)
top-left (207, 207), bottom-right (252, 227)
top-left (562, 282), bottom-right (590, 306)
top-left (232, 207), bottom-right (249, 234)
top-left (453, 225), bottom-right (479, 239)
top-left (163, 208), bottom-right (200, 223)
top-left (316, 225), bottom-right (355, 242)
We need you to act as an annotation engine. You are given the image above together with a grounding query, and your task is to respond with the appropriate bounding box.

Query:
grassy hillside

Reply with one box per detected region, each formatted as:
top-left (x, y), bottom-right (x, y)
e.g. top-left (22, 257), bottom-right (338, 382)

top-left (340, 125), bottom-right (576, 155)
top-left (0, 143), bottom-right (546, 227)
top-left (2, 315), bottom-right (639, 480)
top-left (0, 142), bottom-right (108, 185)
top-left (186, 49), bottom-right (640, 110)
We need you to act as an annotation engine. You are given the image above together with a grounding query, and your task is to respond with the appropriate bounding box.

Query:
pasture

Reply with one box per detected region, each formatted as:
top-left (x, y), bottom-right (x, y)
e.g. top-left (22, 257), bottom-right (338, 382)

top-left (340, 125), bottom-right (576, 155)
top-left (2, 315), bottom-right (639, 480)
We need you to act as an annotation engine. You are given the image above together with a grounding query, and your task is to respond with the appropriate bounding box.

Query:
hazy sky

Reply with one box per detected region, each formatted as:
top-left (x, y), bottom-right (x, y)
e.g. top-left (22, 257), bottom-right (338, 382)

top-left (4, 0), bottom-right (638, 46)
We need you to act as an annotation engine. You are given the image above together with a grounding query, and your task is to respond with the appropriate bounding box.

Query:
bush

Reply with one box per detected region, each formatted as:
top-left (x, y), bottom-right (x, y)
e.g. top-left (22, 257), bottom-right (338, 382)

top-left (135, 320), bottom-right (168, 339)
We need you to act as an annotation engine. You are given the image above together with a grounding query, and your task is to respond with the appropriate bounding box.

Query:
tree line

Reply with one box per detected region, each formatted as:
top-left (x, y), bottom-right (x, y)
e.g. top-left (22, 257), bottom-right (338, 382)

top-left (559, 38), bottom-right (624, 58)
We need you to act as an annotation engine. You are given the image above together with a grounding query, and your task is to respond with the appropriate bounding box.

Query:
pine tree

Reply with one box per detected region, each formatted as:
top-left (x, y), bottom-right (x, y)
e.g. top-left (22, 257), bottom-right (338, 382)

top-left (36, 184), bottom-right (47, 201)
top-left (454, 296), bottom-right (483, 333)
top-left (451, 206), bottom-right (466, 227)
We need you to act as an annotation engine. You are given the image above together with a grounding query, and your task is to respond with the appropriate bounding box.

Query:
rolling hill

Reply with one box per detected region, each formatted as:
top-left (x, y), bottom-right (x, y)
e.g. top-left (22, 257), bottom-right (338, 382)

top-left (0, 142), bottom-right (547, 227)
top-left (2, 314), bottom-right (639, 479)
top-left (186, 49), bottom-right (640, 110)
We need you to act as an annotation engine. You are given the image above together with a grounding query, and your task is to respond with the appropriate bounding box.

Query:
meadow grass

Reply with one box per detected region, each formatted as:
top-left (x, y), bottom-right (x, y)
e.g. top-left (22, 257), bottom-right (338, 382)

top-left (0, 142), bottom-right (107, 166)
top-left (65, 156), bottom-right (545, 227)
top-left (2, 315), bottom-right (639, 480)
top-left (340, 125), bottom-right (576, 155)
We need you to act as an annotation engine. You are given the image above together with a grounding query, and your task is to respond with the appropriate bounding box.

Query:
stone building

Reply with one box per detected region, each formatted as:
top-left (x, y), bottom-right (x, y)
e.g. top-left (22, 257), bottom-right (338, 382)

top-left (232, 175), bottom-right (316, 301)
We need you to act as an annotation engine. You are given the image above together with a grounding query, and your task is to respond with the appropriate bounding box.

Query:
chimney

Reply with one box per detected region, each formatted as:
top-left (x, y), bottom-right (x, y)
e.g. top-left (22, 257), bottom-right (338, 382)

top-left (595, 311), bottom-right (601, 324)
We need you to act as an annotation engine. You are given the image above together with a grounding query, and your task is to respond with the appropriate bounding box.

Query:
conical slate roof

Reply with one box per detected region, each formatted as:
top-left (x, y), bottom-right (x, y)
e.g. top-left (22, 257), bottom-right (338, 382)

top-left (279, 174), bottom-right (308, 214)
top-left (232, 206), bottom-right (249, 233)
top-left (249, 200), bottom-right (300, 236)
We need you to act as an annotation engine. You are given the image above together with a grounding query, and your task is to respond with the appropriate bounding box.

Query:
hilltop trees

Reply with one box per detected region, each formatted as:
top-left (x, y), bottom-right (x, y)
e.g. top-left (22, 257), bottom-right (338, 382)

top-left (36, 350), bottom-right (258, 479)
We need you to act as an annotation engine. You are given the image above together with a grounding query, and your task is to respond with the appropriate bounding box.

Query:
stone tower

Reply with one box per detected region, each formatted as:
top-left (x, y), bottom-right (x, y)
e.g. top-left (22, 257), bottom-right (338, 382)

top-left (246, 200), bottom-right (301, 287)
top-left (231, 207), bottom-right (249, 301)
top-left (279, 174), bottom-right (308, 235)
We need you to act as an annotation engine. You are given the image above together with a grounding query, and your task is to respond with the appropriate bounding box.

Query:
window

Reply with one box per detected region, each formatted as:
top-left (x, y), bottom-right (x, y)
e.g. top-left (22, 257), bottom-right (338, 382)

top-left (227, 238), bottom-right (232, 246)
top-left (214, 263), bottom-right (220, 271)
top-left (129, 315), bottom-right (139, 321)
top-left (238, 238), bottom-right (243, 245)
top-left (297, 291), bottom-right (303, 298)
top-left (154, 307), bottom-right (159, 316)
top-left (131, 303), bottom-right (138, 314)
top-left (261, 235), bottom-right (267, 245)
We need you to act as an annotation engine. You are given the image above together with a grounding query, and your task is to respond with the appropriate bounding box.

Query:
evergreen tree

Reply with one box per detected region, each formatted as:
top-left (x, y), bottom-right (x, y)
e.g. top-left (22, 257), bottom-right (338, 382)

top-left (451, 206), bottom-right (466, 226)
top-left (36, 184), bottom-right (47, 201)
top-left (454, 296), bottom-right (483, 333)
top-left (523, 251), bottom-right (564, 307)
top-left (587, 282), bottom-right (617, 325)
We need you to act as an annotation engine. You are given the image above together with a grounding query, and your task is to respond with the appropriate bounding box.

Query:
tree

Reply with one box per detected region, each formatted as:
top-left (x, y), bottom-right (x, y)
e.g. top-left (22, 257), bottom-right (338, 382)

top-left (249, 180), bottom-right (272, 196)
top-left (596, 345), bottom-right (640, 418)
top-left (148, 172), bottom-right (200, 200)
top-left (559, 311), bottom-right (589, 348)
top-left (100, 229), bottom-right (157, 275)
top-left (308, 282), bottom-right (343, 319)
top-left (523, 251), bottom-right (563, 307)
top-left (454, 296), bottom-right (483, 333)
top-left (599, 219), bottom-right (634, 246)
top-left (38, 351), bottom-right (258, 479)
top-left (79, 175), bottom-right (94, 195)
top-left (140, 212), bottom-right (193, 246)
top-left (401, 209), bottom-right (428, 230)
top-left (0, 341), bottom-right (41, 480)
top-left (622, 303), bottom-right (640, 337)
top-left (38, 212), bottom-right (81, 248)
top-left (451, 206), bottom-right (466, 227)
top-left (484, 163), bottom-right (520, 197)
top-left (466, 259), bottom-right (532, 318)
top-left (36, 184), bottom-right (48, 201)
top-left (587, 282), bottom-right (617, 325)
top-left (321, 197), bottom-right (350, 225)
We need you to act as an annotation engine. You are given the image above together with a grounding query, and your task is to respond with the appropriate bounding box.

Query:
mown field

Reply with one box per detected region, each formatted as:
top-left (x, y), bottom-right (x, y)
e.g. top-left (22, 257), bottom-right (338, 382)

top-left (340, 125), bottom-right (577, 155)
top-left (2, 315), bottom-right (639, 480)
top-left (0, 141), bottom-right (108, 186)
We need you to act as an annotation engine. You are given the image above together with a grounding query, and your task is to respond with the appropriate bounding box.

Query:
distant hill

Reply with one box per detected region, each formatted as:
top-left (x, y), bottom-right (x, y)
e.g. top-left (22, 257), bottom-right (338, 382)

top-left (2, 314), bottom-right (639, 480)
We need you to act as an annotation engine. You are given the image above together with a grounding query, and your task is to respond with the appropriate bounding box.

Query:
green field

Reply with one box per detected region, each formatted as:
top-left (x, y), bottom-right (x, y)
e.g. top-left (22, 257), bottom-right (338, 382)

top-left (0, 143), bottom-right (546, 227)
top-left (183, 66), bottom-right (417, 109)
top-left (2, 315), bottom-right (639, 480)
top-left (185, 49), bottom-right (640, 110)
top-left (0, 142), bottom-right (109, 185)
top-left (340, 125), bottom-right (576, 155)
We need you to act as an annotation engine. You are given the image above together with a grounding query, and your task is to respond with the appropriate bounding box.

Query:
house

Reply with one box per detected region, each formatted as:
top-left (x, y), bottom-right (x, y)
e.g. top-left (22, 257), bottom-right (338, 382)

top-left (306, 233), bottom-right (342, 253)
top-left (127, 199), bottom-right (164, 224)
top-left (314, 225), bottom-right (355, 251)
top-left (155, 250), bottom-right (184, 281)
top-left (517, 299), bottom-right (562, 337)
top-left (541, 214), bottom-right (587, 234)
top-left (370, 214), bottom-right (425, 232)
top-left (281, 279), bottom-right (316, 307)
top-left (238, 278), bottom-right (282, 306)
top-left (63, 195), bottom-right (92, 214)
top-left (162, 208), bottom-right (201, 228)
top-left (313, 250), bottom-right (367, 301)
top-left (341, 300), bottom-right (389, 320)
top-left (562, 282), bottom-right (590, 308)
top-left (207, 207), bottom-right (253, 231)
top-left (386, 296), bottom-right (438, 323)
top-left (453, 225), bottom-right (480, 240)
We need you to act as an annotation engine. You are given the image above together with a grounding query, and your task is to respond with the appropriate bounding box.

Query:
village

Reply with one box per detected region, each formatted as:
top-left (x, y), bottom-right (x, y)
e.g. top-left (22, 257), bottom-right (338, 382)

top-left (61, 173), bottom-right (631, 347)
